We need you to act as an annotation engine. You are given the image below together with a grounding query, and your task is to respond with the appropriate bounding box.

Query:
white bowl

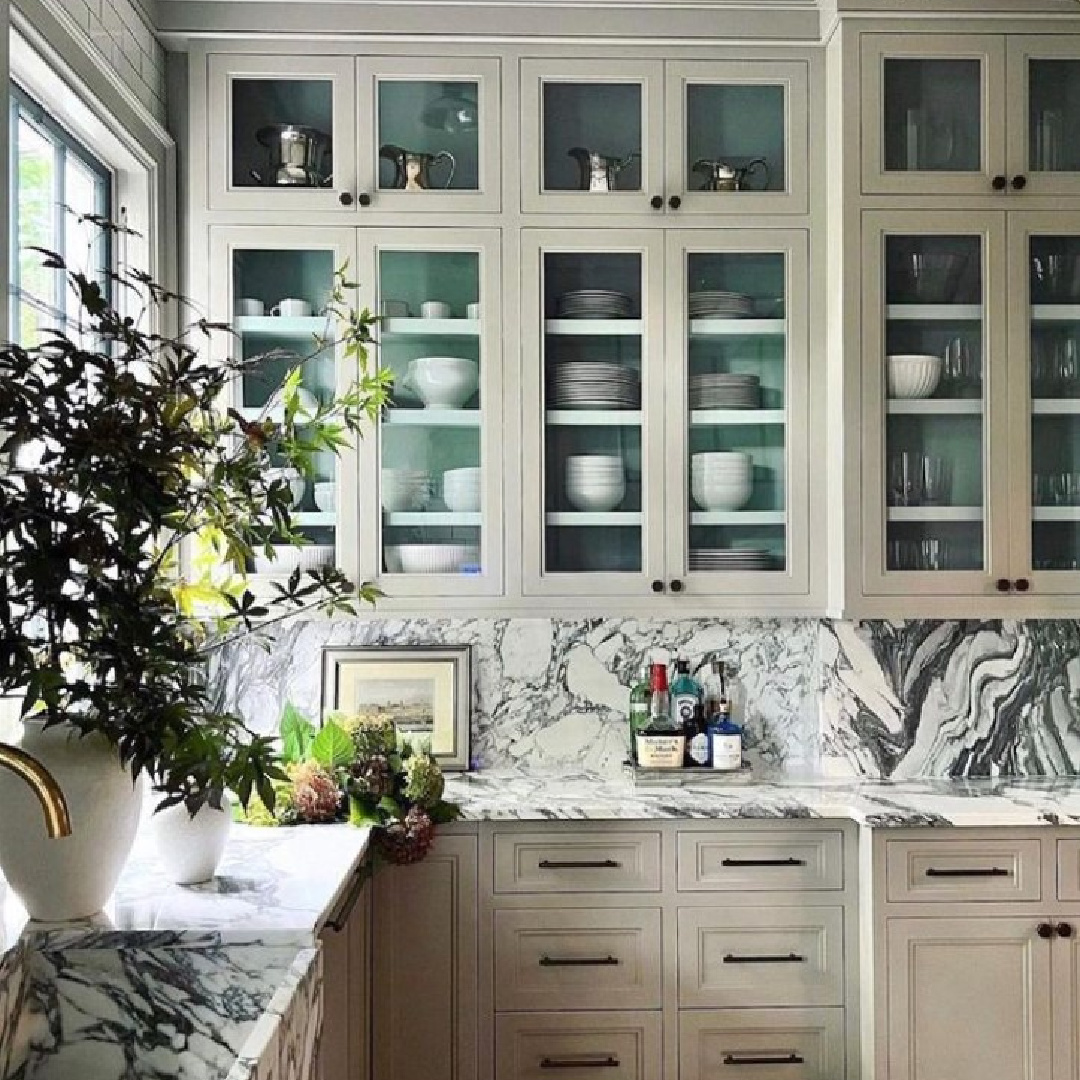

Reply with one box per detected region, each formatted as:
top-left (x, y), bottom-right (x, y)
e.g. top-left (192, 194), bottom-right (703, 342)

top-left (265, 386), bottom-right (320, 423)
top-left (887, 354), bottom-right (943, 399)
top-left (567, 454), bottom-right (623, 470)
top-left (313, 482), bottom-right (336, 512)
top-left (692, 485), bottom-right (752, 511)
top-left (408, 358), bottom-right (479, 410)
top-left (384, 545), bottom-right (404, 573)
top-left (396, 543), bottom-right (472, 574)
top-left (381, 470), bottom-right (430, 512)
top-left (252, 544), bottom-right (334, 575)
top-left (566, 480), bottom-right (626, 512)
top-left (443, 479), bottom-right (481, 512)
top-left (266, 467), bottom-right (305, 507)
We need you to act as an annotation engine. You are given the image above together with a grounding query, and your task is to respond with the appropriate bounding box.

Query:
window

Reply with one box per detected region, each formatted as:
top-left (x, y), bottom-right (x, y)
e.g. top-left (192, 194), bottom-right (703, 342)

top-left (9, 83), bottom-right (112, 345)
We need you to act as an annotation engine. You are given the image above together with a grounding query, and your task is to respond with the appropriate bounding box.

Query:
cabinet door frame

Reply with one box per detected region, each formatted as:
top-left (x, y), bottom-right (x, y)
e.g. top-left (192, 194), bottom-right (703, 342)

top-left (663, 228), bottom-right (812, 597)
top-left (207, 225), bottom-right (361, 582)
top-left (1053, 931), bottom-right (1080, 1080)
top-left (519, 58), bottom-right (666, 216)
top-left (1006, 211), bottom-right (1080, 595)
top-left (207, 53), bottom-right (358, 213)
top-left (520, 228), bottom-right (667, 597)
top-left (859, 33), bottom-right (1007, 197)
top-left (859, 209), bottom-right (1012, 598)
top-left (664, 60), bottom-right (809, 217)
top-left (357, 56), bottom-right (502, 214)
top-left (356, 227), bottom-right (505, 597)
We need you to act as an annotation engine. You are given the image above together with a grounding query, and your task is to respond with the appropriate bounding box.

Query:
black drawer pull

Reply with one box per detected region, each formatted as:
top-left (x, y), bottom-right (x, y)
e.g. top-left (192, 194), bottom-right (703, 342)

top-left (723, 952), bottom-right (805, 964)
top-left (538, 859), bottom-right (622, 870)
top-left (541, 1057), bottom-right (620, 1069)
top-left (925, 867), bottom-right (1010, 878)
top-left (721, 857), bottom-right (806, 868)
top-left (723, 1053), bottom-right (805, 1066)
top-left (540, 954), bottom-right (620, 967)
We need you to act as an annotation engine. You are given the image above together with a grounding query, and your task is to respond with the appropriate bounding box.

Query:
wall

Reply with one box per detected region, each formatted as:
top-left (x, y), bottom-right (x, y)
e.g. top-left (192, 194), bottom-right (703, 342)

top-left (212, 617), bottom-right (1080, 779)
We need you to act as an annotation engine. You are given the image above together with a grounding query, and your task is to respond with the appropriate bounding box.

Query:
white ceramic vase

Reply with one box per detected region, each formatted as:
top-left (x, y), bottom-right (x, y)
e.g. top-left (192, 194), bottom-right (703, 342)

top-left (148, 794), bottom-right (232, 885)
top-left (0, 720), bottom-right (144, 921)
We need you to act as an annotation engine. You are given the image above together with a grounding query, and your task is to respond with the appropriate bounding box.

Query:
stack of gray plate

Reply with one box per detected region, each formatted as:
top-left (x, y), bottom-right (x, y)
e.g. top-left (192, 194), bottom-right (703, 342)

top-left (556, 290), bottom-right (634, 319)
top-left (689, 548), bottom-right (774, 571)
top-left (689, 291), bottom-right (756, 319)
top-left (549, 362), bottom-right (640, 409)
top-left (689, 373), bottom-right (761, 409)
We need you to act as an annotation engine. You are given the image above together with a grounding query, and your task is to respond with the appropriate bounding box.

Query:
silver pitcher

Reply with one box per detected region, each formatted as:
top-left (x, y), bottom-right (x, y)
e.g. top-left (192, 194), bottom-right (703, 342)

top-left (379, 144), bottom-right (456, 190)
top-left (252, 124), bottom-right (332, 186)
top-left (568, 147), bottom-right (640, 192)
top-left (692, 156), bottom-right (770, 193)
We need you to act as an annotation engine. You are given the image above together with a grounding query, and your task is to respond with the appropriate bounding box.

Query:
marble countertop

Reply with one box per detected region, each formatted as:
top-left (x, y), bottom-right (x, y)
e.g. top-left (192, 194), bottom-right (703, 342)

top-left (445, 769), bottom-right (1080, 827)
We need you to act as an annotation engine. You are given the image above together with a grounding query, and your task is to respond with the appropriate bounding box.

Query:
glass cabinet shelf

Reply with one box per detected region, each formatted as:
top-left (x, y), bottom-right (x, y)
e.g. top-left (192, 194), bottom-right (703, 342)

top-left (546, 410), bottom-right (642, 426)
top-left (689, 318), bottom-right (786, 338)
top-left (886, 305), bottom-right (983, 321)
top-left (691, 409), bottom-right (785, 426)
top-left (544, 319), bottom-right (643, 336)
top-left (383, 408), bottom-right (480, 427)
top-left (888, 507), bottom-right (984, 522)
top-left (381, 318), bottom-right (480, 338)
top-left (546, 511), bottom-right (643, 526)
top-left (384, 511), bottom-right (481, 527)
top-left (692, 510), bottom-right (786, 525)
top-left (886, 400), bottom-right (982, 416)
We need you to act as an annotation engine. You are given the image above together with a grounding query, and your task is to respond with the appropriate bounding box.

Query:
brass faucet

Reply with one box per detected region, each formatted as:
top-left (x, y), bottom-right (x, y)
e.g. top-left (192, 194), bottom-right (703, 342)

top-left (0, 744), bottom-right (72, 838)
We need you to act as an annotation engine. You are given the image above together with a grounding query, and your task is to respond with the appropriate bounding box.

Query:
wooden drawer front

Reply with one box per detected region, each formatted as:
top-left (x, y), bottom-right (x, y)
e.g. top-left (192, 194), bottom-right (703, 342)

top-left (678, 907), bottom-right (843, 1008)
top-left (494, 909), bottom-right (662, 1012)
top-left (496, 1012), bottom-right (662, 1080)
top-left (885, 838), bottom-right (1041, 903)
top-left (1058, 838), bottom-right (1080, 901)
top-left (677, 831), bottom-right (843, 892)
top-left (680, 1008), bottom-right (844, 1080)
top-left (494, 831), bottom-right (662, 894)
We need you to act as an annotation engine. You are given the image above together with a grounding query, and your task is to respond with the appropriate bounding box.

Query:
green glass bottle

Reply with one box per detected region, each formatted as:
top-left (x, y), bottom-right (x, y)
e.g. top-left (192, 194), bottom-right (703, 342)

top-left (628, 665), bottom-right (652, 764)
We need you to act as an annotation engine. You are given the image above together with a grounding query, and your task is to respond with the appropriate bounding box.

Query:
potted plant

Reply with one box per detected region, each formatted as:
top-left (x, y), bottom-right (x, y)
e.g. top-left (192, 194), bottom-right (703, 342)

top-left (0, 217), bottom-right (391, 917)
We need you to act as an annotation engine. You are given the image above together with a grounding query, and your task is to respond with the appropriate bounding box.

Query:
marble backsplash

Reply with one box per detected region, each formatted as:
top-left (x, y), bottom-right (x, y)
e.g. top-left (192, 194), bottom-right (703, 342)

top-left (211, 618), bottom-right (1080, 779)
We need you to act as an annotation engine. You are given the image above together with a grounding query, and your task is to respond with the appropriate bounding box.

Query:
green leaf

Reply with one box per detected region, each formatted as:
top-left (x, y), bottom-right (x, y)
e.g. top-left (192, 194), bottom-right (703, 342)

top-left (310, 719), bottom-right (356, 769)
top-left (280, 703), bottom-right (316, 765)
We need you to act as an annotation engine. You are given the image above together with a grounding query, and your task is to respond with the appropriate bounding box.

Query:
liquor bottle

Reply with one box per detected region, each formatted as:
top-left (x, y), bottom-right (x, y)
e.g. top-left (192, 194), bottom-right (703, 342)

top-left (647, 661), bottom-right (673, 731)
top-left (671, 658), bottom-right (702, 731)
top-left (708, 696), bottom-right (743, 772)
top-left (636, 661), bottom-right (685, 768)
top-left (628, 665), bottom-right (652, 764)
top-left (684, 703), bottom-right (711, 767)
top-left (701, 658), bottom-right (728, 719)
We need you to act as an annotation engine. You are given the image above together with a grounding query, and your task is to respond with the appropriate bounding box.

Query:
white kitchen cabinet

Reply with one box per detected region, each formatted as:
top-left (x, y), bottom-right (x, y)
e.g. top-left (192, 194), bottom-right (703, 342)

top-left (320, 869), bottom-right (370, 1080)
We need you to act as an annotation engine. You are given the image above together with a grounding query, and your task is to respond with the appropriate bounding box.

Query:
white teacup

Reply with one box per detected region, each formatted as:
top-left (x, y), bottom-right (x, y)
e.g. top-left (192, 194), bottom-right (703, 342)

top-left (271, 298), bottom-right (313, 318)
top-left (235, 298), bottom-right (264, 317)
top-left (466, 302), bottom-right (481, 319)
top-left (421, 300), bottom-right (451, 320)
top-left (380, 299), bottom-right (410, 318)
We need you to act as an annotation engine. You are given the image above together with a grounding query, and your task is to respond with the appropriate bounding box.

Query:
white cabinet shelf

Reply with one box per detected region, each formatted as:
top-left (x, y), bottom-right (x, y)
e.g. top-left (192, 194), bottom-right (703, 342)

top-left (544, 319), bottom-right (643, 336)
top-left (1032, 399), bottom-right (1080, 415)
top-left (1032, 305), bottom-right (1080, 323)
top-left (886, 399), bottom-right (983, 415)
top-left (887, 506), bottom-right (984, 522)
top-left (545, 410), bottom-right (642, 426)
top-left (234, 315), bottom-right (332, 337)
top-left (1033, 507), bottom-right (1080, 522)
top-left (382, 408), bottom-right (481, 427)
top-left (381, 318), bottom-right (480, 338)
top-left (691, 511), bottom-right (786, 525)
top-left (294, 511), bottom-right (336, 526)
top-left (384, 511), bottom-right (481, 527)
top-left (546, 511), bottom-right (643, 526)
top-left (691, 409), bottom-right (786, 426)
top-left (885, 305), bottom-right (983, 321)
top-left (689, 318), bottom-right (785, 338)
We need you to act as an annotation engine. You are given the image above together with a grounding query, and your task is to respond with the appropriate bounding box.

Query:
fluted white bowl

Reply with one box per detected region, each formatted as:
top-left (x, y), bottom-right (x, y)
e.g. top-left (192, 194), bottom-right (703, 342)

top-left (692, 483), bottom-right (752, 511)
top-left (566, 479), bottom-right (626, 512)
top-left (253, 544), bottom-right (333, 575)
top-left (408, 358), bottom-right (479, 410)
top-left (887, 354), bottom-right (943, 399)
top-left (396, 543), bottom-right (472, 574)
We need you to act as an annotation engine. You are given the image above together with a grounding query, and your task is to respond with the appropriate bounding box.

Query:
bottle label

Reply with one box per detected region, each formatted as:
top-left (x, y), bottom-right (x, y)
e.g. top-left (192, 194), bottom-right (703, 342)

top-left (673, 693), bottom-right (698, 727)
top-left (711, 733), bottom-right (742, 771)
top-left (629, 703), bottom-right (650, 735)
top-left (687, 732), bottom-right (710, 767)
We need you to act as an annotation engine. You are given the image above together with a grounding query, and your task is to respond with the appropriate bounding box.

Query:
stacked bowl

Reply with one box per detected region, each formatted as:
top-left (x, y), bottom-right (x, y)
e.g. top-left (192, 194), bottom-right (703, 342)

top-left (443, 467), bottom-right (481, 512)
top-left (565, 455), bottom-right (626, 512)
top-left (691, 452), bottom-right (753, 511)
top-left (381, 469), bottom-right (430, 512)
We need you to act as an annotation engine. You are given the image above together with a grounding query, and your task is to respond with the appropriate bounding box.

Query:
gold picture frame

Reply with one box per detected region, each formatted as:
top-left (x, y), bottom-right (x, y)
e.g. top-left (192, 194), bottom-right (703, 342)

top-left (320, 645), bottom-right (472, 770)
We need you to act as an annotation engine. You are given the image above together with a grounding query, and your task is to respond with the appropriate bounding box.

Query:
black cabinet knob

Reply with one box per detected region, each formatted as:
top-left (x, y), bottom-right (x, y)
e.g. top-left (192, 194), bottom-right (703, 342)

top-left (1059, 922), bottom-right (1075, 938)
top-left (1014, 578), bottom-right (1031, 593)
top-left (1011, 174), bottom-right (1028, 191)
top-left (992, 175), bottom-right (1008, 191)
top-left (1038, 922), bottom-right (1055, 939)
top-left (669, 579), bottom-right (684, 593)
top-left (995, 578), bottom-right (1012, 593)
top-left (650, 195), bottom-right (664, 209)
top-left (338, 191), bottom-right (354, 206)
top-left (357, 192), bottom-right (372, 207)
top-left (651, 579), bottom-right (665, 594)
top-left (668, 195), bottom-right (682, 210)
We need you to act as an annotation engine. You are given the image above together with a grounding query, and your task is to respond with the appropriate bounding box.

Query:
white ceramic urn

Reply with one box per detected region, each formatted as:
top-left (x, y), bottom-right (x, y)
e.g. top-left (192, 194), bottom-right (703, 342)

top-left (148, 793), bottom-right (232, 885)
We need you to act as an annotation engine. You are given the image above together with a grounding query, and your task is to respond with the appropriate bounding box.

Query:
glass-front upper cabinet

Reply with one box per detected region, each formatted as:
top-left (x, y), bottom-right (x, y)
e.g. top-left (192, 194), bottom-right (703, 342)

top-left (664, 231), bottom-right (810, 597)
top-left (357, 229), bottom-right (503, 597)
top-left (860, 36), bottom-right (1007, 195)
top-left (207, 54), bottom-right (500, 213)
top-left (208, 227), bottom-right (359, 579)
top-left (521, 230), bottom-right (665, 595)
top-left (519, 60), bottom-right (665, 214)
top-left (861, 212), bottom-right (1010, 597)
top-left (665, 62), bottom-right (809, 215)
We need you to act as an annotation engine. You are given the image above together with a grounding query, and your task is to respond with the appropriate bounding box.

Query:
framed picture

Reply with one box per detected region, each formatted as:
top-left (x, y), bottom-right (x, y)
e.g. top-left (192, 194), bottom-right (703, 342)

top-left (320, 645), bottom-right (472, 770)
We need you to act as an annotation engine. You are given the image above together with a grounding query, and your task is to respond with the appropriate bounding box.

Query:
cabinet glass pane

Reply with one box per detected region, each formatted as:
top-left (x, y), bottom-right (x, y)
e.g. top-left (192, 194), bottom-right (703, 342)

top-left (377, 250), bottom-right (483, 577)
top-left (685, 83), bottom-right (784, 195)
top-left (541, 83), bottom-right (643, 193)
top-left (882, 59), bottom-right (982, 173)
top-left (1028, 61), bottom-right (1080, 173)
top-left (542, 251), bottom-right (643, 573)
top-left (1030, 235), bottom-right (1080, 570)
top-left (883, 234), bottom-right (985, 572)
top-left (685, 252), bottom-right (787, 573)
top-left (231, 79), bottom-right (333, 188)
top-left (232, 248), bottom-right (338, 562)
top-left (377, 79), bottom-right (480, 192)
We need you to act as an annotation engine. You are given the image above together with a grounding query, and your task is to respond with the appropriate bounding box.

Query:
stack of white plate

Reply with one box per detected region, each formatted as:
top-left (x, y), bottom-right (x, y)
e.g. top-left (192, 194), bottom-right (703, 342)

top-left (689, 291), bottom-right (756, 319)
top-left (549, 362), bottom-right (640, 410)
top-left (691, 451), bottom-right (753, 511)
top-left (443, 467), bottom-right (481, 513)
top-left (556, 290), bottom-right (634, 319)
top-left (689, 548), bottom-right (774, 571)
top-left (565, 454), bottom-right (626, 512)
top-left (689, 373), bottom-right (761, 410)
top-left (381, 469), bottom-right (430, 512)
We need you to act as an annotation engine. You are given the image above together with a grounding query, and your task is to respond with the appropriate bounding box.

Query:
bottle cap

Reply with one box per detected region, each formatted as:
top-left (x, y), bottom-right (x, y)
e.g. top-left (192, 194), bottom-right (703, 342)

top-left (676, 658), bottom-right (690, 673)
top-left (649, 662), bottom-right (669, 691)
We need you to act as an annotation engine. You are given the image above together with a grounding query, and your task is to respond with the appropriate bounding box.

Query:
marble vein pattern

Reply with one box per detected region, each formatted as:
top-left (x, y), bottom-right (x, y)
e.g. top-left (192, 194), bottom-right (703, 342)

top-left (210, 616), bottom-right (821, 775)
top-left (819, 620), bottom-right (1080, 778)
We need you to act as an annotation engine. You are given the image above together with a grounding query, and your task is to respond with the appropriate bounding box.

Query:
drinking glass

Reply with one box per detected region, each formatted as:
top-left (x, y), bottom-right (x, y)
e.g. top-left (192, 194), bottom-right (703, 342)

top-left (919, 537), bottom-right (948, 571)
top-left (943, 337), bottom-right (979, 397)
top-left (920, 455), bottom-right (950, 506)
top-left (888, 451), bottom-right (920, 506)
